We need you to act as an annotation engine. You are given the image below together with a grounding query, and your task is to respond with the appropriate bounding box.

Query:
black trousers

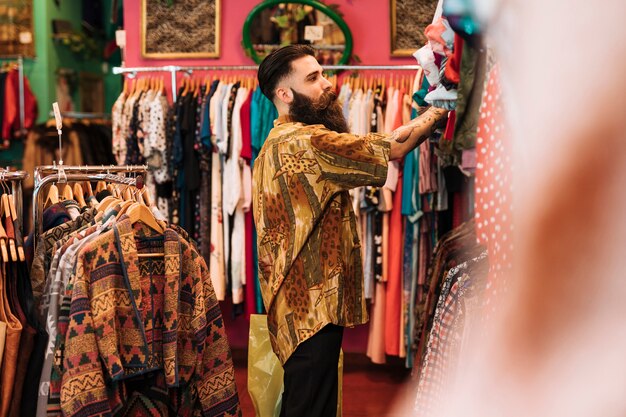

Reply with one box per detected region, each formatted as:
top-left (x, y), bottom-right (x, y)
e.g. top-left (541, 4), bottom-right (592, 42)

top-left (279, 324), bottom-right (344, 417)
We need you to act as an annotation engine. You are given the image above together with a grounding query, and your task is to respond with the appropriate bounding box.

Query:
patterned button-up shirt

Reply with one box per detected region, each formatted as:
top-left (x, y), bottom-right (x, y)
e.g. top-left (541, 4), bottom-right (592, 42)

top-left (252, 115), bottom-right (390, 363)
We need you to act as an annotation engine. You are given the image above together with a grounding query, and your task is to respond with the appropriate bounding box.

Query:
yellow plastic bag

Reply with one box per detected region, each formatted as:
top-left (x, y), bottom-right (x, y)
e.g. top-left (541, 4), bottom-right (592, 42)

top-left (247, 315), bottom-right (343, 417)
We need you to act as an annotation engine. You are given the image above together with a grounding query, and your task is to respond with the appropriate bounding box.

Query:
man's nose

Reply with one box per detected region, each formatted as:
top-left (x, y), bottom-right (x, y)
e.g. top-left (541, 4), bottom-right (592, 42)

top-left (321, 76), bottom-right (332, 90)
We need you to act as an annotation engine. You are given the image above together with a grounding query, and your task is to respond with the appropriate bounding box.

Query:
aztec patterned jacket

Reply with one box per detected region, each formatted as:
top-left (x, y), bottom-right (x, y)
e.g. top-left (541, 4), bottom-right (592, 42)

top-left (60, 218), bottom-right (241, 416)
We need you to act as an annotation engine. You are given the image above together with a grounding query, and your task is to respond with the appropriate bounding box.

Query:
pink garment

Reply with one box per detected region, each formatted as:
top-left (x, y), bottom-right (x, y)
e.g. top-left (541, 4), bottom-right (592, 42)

top-left (475, 65), bottom-right (513, 305)
top-left (391, 88), bottom-right (404, 131)
top-left (366, 282), bottom-right (387, 364)
top-left (240, 90), bottom-right (253, 160)
top-left (383, 88), bottom-right (404, 190)
top-left (419, 139), bottom-right (437, 194)
top-left (242, 163), bottom-right (252, 212)
top-left (425, 17), bottom-right (453, 56)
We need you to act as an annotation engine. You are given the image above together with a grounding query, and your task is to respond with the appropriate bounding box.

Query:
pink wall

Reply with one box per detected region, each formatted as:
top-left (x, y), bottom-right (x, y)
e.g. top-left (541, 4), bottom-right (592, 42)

top-left (123, 0), bottom-right (416, 67)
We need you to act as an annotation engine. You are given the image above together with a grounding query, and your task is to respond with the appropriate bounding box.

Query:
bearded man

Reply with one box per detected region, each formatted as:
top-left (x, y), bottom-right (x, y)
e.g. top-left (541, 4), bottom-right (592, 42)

top-left (253, 44), bottom-right (447, 417)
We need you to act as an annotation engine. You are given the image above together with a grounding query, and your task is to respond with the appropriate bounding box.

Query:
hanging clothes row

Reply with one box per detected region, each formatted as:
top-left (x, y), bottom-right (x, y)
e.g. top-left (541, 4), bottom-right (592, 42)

top-left (111, 73), bottom-right (277, 321)
top-left (0, 59), bottom-right (37, 149)
top-left (409, 6), bottom-right (504, 414)
top-left (412, 221), bottom-right (488, 416)
top-left (334, 69), bottom-right (475, 366)
top-left (0, 169), bottom-right (41, 417)
top-left (23, 167), bottom-right (241, 417)
top-left (110, 67), bottom-right (473, 367)
top-left (111, 69), bottom-right (425, 319)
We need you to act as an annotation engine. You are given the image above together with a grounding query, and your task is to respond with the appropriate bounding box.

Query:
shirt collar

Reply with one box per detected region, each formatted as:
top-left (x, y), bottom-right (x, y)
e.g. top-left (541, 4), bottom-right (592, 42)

top-left (274, 115), bottom-right (295, 126)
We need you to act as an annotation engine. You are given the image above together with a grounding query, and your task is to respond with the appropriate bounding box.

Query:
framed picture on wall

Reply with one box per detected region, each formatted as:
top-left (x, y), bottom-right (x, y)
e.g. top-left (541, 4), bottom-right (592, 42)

top-left (390, 0), bottom-right (438, 56)
top-left (0, 0), bottom-right (35, 57)
top-left (141, 0), bottom-right (221, 58)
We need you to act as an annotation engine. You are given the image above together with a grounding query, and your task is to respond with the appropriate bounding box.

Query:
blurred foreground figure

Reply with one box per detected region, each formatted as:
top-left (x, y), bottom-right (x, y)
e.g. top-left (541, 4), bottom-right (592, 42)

top-left (401, 0), bottom-right (626, 415)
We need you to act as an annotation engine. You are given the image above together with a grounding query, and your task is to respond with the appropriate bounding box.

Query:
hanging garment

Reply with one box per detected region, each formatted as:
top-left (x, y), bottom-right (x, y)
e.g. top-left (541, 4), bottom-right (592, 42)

top-left (226, 86), bottom-right (249, 305)
top-left (474, 65), bottom-right (513, 307)
top-left (253, 115), bottom-right (390, 364)
top-left (58, 218), bottom-right (241, 416)
top-left (209, 83), bottom-right (228, 301)
top-left (2, 69), bottom-right (38, 147)
top-left (0, 262), bottom-right (22, 417)
top-left (414, 251), bottom-right (488, 416)
top-left (384, 173), bottom-right (404, 356)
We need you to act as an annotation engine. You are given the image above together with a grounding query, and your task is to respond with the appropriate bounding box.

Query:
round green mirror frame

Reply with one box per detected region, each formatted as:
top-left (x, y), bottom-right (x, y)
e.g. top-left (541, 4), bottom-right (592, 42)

top-left (242, 0), bottom-right (354, 65)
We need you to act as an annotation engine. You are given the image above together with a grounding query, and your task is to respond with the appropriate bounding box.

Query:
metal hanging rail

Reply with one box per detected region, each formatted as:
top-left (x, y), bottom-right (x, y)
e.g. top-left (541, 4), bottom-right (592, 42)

top-left (112, 64), bottom-right (421, 74)
top-left (32, 164), bottom-right (148, 252)
top-left (112, 64), bottom-right (421, 101)
top-left (34, 164), bottom-right (148, 188)
top-left (47, 111), bottom-right (112, 120)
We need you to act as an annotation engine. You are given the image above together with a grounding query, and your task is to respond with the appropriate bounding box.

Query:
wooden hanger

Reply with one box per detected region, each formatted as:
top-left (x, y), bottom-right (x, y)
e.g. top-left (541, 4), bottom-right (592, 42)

top-left (45, 183), bottom-right (59, 207)
top-left (97, 195), bottom-right (121, 213)
top-left (7, 194), bottom-right (24, 262)
top-left (106, 183), bottom-right (118, 197)
top-left (181, 77), bottom-right (189, 97)
top-left (123, 185), bottom-right (133, 201)
top-left (132, 78), bottom-right (144, 99)
top-left (62, 183), bottom-right (73, 201)
top-left (7, 201), bottom-right (18, 262)
top-left (140, 187), bottom-right (152, 207)
top-left (0, 194), bottom-right (8, 262)
top-left (96, 180), bottom-right (106, 193)
top-left (115, 198), bottom-right (135, 219)
top-left (0, 196), bottom-right (17, 261)
top-left (73, 183), bottom-right (86, 207)
top-left (0, 208), bottom-right (7, 262)
top-left (193, 77), bottom-right (200, 98)
top-left (127, 202), bottom-right (164, 235)
top-left (123, 78), bottom-right (129, 96)
top-left (84, 181), bottom-right (94, 197)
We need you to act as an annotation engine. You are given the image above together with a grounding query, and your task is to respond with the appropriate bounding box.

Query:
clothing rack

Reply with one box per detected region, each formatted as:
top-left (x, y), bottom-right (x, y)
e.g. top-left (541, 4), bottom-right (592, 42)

top-left (32, 164), bottom-right (148, 252)
top-left (0, 56), bottom-right (25, 134)
top-left (0, 169), bottom-right (28, 231)
top-left (112, 64), bottom-right (422, 102)
top-left (47, 111), bottom-right (112, 120)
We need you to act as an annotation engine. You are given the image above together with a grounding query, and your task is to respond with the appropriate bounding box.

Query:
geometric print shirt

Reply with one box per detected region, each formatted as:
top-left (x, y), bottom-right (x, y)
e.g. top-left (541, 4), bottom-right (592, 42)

top-left (252, 115), bottom-right (390, 364)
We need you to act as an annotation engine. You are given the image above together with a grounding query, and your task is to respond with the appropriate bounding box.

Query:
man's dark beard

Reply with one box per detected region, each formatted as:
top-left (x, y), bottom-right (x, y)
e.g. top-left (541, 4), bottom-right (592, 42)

top-left (289, 88), bottom-right (349, 133)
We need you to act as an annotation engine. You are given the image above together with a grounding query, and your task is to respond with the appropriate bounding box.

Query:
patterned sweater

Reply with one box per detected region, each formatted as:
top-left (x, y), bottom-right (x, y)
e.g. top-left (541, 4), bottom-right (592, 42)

top-left (60, 218), bottom-right (241, 416)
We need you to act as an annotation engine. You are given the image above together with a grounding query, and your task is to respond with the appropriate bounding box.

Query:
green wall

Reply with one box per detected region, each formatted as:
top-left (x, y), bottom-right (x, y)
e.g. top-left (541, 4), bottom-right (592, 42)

top-left (1, 0), bottom-right (122, 168)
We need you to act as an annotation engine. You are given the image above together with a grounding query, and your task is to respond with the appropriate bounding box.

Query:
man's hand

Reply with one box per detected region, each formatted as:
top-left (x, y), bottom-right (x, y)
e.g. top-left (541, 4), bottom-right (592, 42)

top-left (388, 107), bottom-right (448, 160)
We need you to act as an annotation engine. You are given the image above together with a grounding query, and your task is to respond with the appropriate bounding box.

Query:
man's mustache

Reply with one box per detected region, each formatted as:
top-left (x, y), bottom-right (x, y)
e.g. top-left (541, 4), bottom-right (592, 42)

top-left (315, 90), bottom-right (338, 109)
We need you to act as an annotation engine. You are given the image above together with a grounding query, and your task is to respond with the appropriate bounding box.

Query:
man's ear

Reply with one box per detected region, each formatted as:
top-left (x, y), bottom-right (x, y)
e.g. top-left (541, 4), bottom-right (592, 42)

top-left (275, 86), bottom-right (293, 105)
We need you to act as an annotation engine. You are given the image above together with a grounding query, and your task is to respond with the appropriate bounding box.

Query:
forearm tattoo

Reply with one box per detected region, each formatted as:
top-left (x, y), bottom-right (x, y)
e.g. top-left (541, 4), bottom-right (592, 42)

top-left (394, 107), bottom-right (447, 143)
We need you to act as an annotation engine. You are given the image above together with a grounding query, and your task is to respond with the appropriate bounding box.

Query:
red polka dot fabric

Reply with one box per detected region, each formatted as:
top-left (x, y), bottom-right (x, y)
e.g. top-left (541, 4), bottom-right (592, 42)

top-left (474, 65), bottom-right (514, 306)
